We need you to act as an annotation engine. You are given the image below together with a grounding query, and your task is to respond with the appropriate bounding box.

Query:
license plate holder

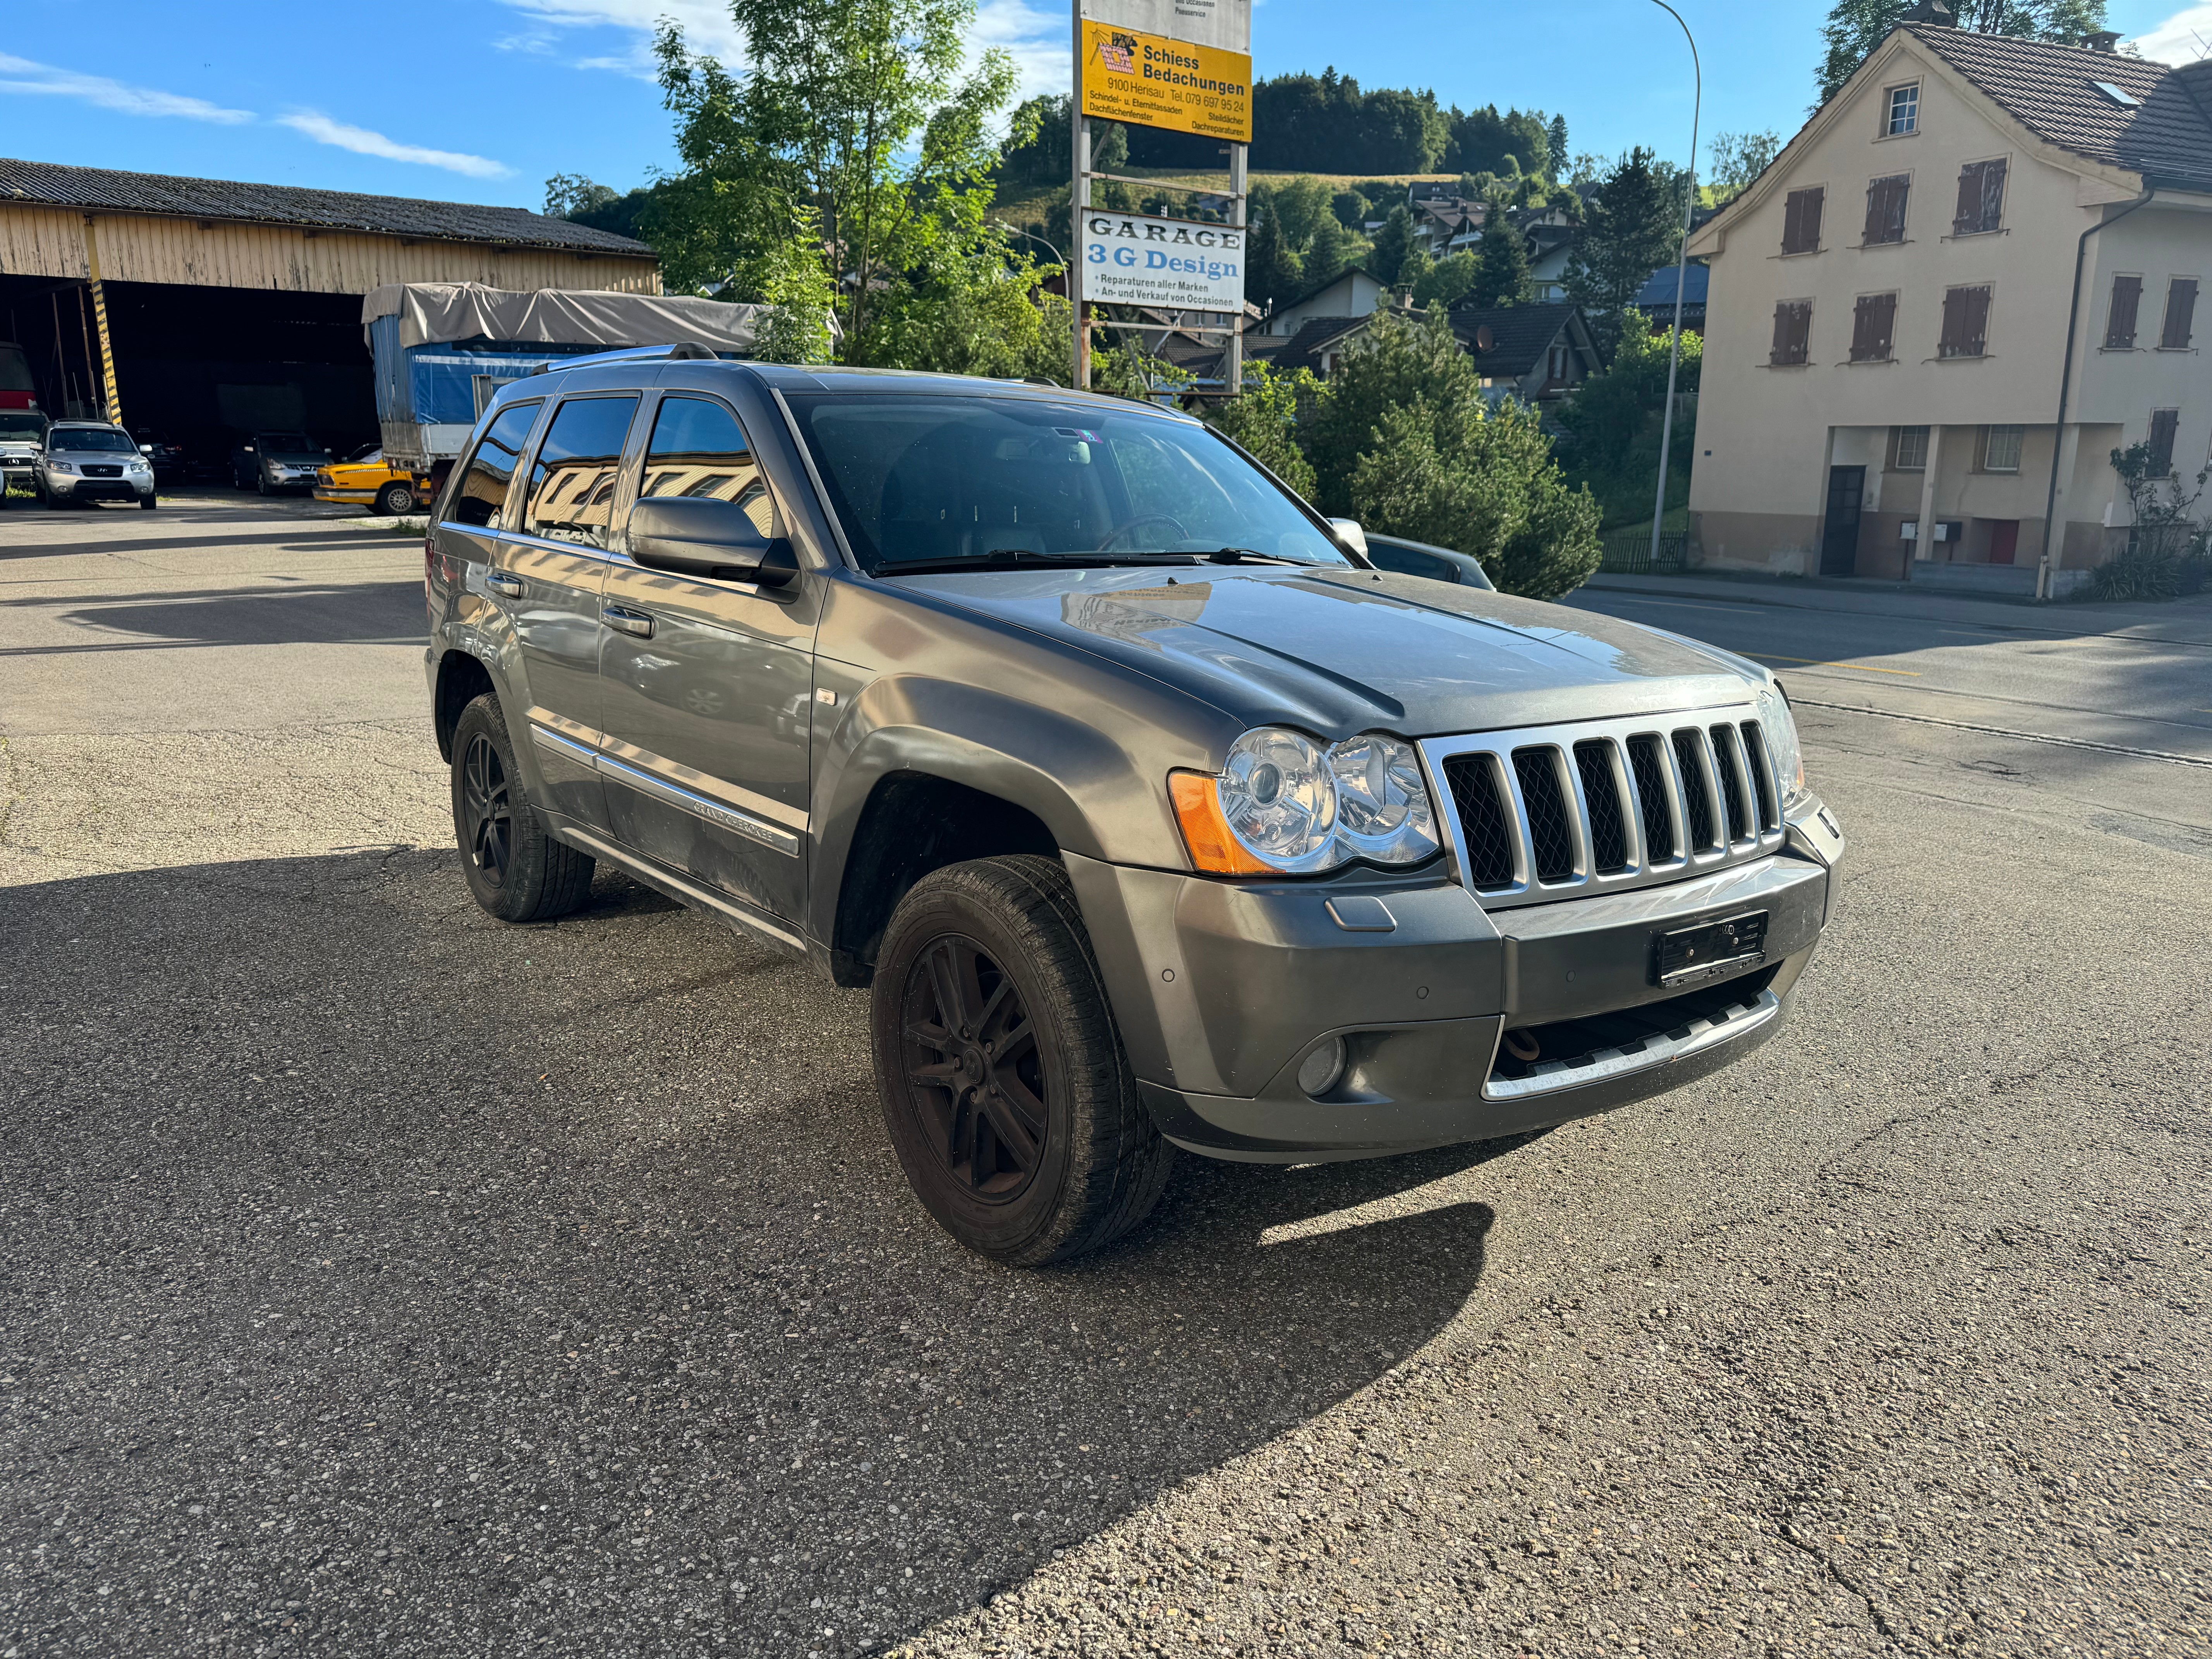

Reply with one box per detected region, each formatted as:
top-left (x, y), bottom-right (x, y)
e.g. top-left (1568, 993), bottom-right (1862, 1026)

top-left (1653, 910), bottom-right (1769, 987)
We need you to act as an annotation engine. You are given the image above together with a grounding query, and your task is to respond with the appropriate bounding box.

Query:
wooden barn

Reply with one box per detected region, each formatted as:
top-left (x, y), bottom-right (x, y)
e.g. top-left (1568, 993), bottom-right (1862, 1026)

top-left (0, 156), bottom-right (659, 466)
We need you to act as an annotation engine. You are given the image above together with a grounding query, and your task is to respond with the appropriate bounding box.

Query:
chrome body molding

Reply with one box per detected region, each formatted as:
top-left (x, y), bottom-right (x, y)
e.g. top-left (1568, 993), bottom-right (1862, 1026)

top-left (551, 824), bottom-right (807, 953)
top-left (526, 710), bottom-right (804, 858)
top-left (1482, 988), bottom-right (1783, 1102)
top-left (1418, 704), bottom-right (1789, 911)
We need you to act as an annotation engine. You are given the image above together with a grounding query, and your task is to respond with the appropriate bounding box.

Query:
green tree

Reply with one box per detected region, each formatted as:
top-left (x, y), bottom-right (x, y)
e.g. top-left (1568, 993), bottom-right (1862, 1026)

top-left (1204, 361), bottom-right (1321, 499)
top-left (1245, 206), bottom-right (1305, 313)
top-left (1546, 114), bottom-right (1569, 181)
top-left (1704, 130), bottom-right (1781, 204)
top-left (544, 174), bottom-right (619, 219)
top-left (651, 0), bottom-right (1021, 354)
top-left (1554, 307), bottom-right (1703, 526)
top-left (1816, 0), bottom-right (2107, 103)
top-left (1565, 148), bottom-right (1681, 347)
top-left (1367, 204), bottom-right (1417, 287)
top-left (1470, 215), bottom-right (1533, 308)
top-left (1331, 189), bottom-right (1370, 230)
top-left (1303, 213), bottom-right (1351, 286)
top-left (1411, 250), bottom-right (1481, 309)
top-left (1268, 175), bottom-right (1336, 253)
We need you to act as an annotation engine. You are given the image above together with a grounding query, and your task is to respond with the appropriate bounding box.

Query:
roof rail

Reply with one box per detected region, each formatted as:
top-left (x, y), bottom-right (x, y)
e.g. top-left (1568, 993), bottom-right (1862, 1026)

top-left (527, 340), bottom-right (722, 375)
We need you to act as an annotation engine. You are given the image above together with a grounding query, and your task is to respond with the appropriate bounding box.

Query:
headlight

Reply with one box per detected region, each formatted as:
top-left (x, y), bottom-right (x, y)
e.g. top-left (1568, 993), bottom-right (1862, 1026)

top-left (1756, 684), bottom-right (1807, 809)
top-left (51, 460), bottom-right (78, 475)
top-left (1171, 726), bottom-right (1442, 875)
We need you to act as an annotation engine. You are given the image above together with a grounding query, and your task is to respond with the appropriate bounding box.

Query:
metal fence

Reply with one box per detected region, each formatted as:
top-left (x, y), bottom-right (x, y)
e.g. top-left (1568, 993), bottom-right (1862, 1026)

top-left (1598, 529), bottom-right (1689, 575)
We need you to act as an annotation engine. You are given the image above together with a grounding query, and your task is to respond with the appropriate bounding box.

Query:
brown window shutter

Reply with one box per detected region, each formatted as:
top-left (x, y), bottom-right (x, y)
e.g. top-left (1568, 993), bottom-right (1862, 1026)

top-left (2160, 278), bottom-right (2197, 349)
top-left (2148, 408), bottom-right (2180, 473)
top-left (1938, 287), bottom-right (1965, 354)
top-left (2107, 275), bottom-right (2143, 348)
top-left (1981, 160), bottom-right (2006, 232)
top-left (1851, 292), bottom-right (1896, 361)
top-left (1771, 301), bottom-right (1812, 365)
top-left (1782, 187), bottom-right (1825, 254)
top-left (1939, 285), bottom-right (1990, 357)
top-left (1952, 163), bottom-right (1985, 235)
top-left (1864, 175), bottom-right (1909, 245)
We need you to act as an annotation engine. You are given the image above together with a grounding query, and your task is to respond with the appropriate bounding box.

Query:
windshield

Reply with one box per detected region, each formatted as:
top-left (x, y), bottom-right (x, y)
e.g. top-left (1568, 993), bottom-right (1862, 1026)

top-left (259, 432), bottom-right (318, 452)
top-left (53, 427), bottom-right (135, 452)
top-left (347, 445), bottom-right (381, 464)
top-left (0, 412), bottom-right (46, 441)
top-left (785, 393), bottom-right (1349, 575)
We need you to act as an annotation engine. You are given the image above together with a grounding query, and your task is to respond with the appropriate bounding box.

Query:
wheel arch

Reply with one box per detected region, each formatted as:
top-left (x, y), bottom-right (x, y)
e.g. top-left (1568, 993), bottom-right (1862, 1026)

top-left (433, 649), bottom-right (497, 763)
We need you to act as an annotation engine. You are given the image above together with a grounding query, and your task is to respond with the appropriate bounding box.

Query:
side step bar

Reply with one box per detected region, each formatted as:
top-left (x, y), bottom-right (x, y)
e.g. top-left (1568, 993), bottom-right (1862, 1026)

top-left (551, 824), bottom-right (808, 958)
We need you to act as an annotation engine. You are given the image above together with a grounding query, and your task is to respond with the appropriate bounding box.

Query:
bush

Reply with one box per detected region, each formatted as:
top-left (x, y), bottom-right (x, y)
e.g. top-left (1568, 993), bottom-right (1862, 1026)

top-left (2088, 543), bottom-right (2188, 602)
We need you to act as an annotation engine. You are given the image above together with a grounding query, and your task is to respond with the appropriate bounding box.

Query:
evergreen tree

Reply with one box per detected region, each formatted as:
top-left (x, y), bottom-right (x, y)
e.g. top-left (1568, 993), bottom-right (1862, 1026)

top-left (1304, 214), bottom-right (1350, 286)
top-left (1816, 0), bottom-right (2106, 103)
top-left (1564, 148), bottom-right (1680, 346)
top-left (1412, 251), bottom-right (1481, 308)
top-left (1471, 216), bottom-right (1534, 308)
top-left (1205, 361), bottom-right (1320, 499)
top-left (1245, 207), bottom-right (1305, 313)
top-left (1367, 204), bottom-right (1417, 288)
top-left (1546, 115), bottom-right (1569, 181)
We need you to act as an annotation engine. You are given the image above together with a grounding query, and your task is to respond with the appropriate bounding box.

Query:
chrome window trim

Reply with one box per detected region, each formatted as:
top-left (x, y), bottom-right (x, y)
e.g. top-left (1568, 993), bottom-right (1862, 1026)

top-left (1419, 704), bottom-right (1786, 910)
top-left (1483, 989), bottom-right (1782, 1101)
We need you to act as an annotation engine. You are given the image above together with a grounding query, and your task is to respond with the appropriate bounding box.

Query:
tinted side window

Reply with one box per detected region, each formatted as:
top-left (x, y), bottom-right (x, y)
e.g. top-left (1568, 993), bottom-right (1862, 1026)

top-left (525, 395), bottom-right (641, 548)
top-left (450, 402), bottom-right (541, 529)
top-left (641, 396), bottom-right (779, 539)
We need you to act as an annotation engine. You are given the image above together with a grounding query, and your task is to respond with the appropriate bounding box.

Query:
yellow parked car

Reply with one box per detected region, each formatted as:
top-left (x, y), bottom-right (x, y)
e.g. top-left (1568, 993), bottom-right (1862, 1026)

top-left (315, 446), bottom-right (424, 515)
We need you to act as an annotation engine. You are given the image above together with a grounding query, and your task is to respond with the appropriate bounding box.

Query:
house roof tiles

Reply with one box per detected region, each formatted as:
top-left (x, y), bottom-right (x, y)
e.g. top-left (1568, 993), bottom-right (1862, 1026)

top-left (1446, 302), bottom-right (1582, 377)
top-left (0, 156), bottom-right (655, 255)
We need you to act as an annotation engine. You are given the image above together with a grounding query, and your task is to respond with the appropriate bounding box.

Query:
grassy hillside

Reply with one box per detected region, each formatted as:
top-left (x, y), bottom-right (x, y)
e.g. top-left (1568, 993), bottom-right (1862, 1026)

top-left (994, 168), bottom-right (1463, 235)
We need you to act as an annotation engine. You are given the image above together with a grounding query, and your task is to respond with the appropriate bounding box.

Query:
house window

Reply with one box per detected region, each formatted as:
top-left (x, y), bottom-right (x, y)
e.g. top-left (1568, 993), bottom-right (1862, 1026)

top-left (2159, 278), bottom-right (2198, 349)
top-left (1938, 284), bottom-right (1992, 357)
top-left (1850, 292), bottom-right (1898, 361)
top-left (1770, 300), bottom-right (1814, 366)
top-left (1886, 84), bottom-right (1920, 136)
top-left (1982, 424), bottom-right (2023, 472)
top-left (1863, 174), bottom-right (1911, 246)
top-left (1781, 187), bottom-right (1826, 255)
top-left (1547, 344), bottom-right (1570, 384)
top-left (2147, 408), bottom-right (2180, 474)
top-left (1951, 159), bottom-right (2007, 236)
top-left (2105, 275), bottom-right (2143, 348)
top-left (1894, 425), bottom-right (1930, 469)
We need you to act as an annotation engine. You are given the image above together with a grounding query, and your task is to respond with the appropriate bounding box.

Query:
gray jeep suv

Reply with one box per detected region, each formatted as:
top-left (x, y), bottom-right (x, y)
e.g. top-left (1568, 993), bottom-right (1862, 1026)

top-left (425, 350), bottom-right (1845, 1264)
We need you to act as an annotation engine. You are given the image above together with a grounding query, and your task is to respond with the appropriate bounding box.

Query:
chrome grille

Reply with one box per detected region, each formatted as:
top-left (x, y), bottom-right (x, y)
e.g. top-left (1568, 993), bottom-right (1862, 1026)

top-left (1420, 708), bottom-right (1788, 908)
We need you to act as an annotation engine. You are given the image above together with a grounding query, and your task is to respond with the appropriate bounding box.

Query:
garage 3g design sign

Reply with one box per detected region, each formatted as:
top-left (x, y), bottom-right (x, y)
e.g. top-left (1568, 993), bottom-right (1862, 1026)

top-left (1080, 213), bottom-right (1245, 311)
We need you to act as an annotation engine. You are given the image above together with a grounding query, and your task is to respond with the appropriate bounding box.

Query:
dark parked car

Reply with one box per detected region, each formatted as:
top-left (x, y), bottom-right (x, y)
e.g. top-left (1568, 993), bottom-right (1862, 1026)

top-left (131, 427), bottom-right (189, 485)
top-left (424, 352), bottom-right (1844, 1265)
top-left (1361, 531), bottom-right (1496, 589)
top-left (230, 430), bottom-right (330, 493)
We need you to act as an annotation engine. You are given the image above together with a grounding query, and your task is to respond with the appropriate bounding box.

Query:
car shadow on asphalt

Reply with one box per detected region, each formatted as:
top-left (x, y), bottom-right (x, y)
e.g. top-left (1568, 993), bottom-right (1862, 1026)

top-left (0, 849), bottom-right (1509, 1658)
top-left (0, 580), bottom-right (426, 652)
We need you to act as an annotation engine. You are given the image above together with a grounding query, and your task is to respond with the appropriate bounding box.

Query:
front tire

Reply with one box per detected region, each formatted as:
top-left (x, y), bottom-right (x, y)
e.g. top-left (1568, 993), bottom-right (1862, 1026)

top-left (140, 493), bottom-right (158, 511)
top-left (872, 855), bottom-right (1174, 1266)
top-left (449, 694), bottom-right (595, 923)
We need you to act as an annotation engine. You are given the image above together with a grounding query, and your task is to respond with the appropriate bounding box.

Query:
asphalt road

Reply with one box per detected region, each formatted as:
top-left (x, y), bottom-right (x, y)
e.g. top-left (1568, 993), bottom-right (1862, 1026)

top-left (2, 520), bottom-right (2207, 1659)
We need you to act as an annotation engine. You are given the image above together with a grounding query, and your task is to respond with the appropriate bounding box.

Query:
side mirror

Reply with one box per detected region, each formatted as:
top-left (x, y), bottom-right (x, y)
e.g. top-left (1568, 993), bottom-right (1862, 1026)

top-left (1327, 517), bottom-right (1368, 556)
top-left (243, 445), bottom-right (255, 453)
top-left (629, 495), bottom-right (798, 589)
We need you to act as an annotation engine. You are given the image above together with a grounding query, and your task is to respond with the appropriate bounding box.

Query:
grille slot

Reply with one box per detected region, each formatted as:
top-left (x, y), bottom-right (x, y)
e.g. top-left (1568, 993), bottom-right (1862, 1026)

top-left (1741, 722), bottom-right (1778, 828)
top-left (1711, 724), bottom-right (1750, 842)
top-left (1441, 754), bottom-right (1517, 889)
top-left (1626, 734), bottom-right (1674, 862)
top-left (1512, 747), bottom-right (1576, 883)
top-left (1672, 730), bottom-right (1716, 850)
top-left (1573, 740), bottom-right (1629, 874)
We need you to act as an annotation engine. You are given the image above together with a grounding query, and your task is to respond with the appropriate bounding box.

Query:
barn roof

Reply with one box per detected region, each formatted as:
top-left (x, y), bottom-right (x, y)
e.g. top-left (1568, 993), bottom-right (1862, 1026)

top-left (0, 156), bottom-right (655, 257)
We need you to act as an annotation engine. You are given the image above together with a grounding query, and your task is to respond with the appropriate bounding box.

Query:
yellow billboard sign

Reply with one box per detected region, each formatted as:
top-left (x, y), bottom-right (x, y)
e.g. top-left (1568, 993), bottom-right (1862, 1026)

top-left (1079, 19), bottom-right (1252, 143)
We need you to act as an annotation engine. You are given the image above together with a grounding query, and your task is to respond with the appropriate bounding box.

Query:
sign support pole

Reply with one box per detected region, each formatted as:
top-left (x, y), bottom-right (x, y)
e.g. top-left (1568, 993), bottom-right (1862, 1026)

top-left (1070, 0), bottom-right (1091, 391)
top-left (81, 216), bottom-right (122, 426)
top-left (1227, 142), bottom-right (1246, 395)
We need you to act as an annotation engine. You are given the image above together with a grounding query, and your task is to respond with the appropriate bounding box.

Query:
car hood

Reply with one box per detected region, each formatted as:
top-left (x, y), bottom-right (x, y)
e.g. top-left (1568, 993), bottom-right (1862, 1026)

top-left (888, 565), bottom-right (1764, 737)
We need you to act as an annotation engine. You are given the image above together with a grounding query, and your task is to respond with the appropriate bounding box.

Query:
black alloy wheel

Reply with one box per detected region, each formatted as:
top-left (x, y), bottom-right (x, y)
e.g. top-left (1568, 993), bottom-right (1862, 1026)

top-left (459, 731), bottom-right (513, 889)
top-left (901, 934), bottom-right (1049, 1202)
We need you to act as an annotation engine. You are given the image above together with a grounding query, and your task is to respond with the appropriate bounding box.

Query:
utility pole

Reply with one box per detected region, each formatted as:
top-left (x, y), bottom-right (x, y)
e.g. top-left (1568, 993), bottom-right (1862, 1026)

top-left (1647, 0), bottom-right (1699, 573)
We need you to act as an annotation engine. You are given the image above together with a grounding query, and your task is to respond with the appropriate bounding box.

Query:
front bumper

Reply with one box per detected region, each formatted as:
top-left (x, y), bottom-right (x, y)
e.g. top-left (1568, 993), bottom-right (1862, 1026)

top-left (314, 486), bottom-right (377, 505)
top-left (45, 472), bottom-right (153, 501)
top-left (1065, 800), bottom-right (1844, 1163)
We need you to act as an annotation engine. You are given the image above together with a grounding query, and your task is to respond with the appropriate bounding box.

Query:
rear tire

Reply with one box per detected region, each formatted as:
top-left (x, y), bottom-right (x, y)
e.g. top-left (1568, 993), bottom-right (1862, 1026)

top-left (449, 693), bottom-right (595, 923)
top-left (872, 855), bottom-right (1174, 1266)
top-left (375, 481), bottom-right (416, 516)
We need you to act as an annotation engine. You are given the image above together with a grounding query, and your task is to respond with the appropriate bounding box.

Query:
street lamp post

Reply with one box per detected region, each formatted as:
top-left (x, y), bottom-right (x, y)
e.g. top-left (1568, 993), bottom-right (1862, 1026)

top-left (1648, 0), bottom-right (1701, 574)
top-left (994, 221), bottom-right (1066, 268)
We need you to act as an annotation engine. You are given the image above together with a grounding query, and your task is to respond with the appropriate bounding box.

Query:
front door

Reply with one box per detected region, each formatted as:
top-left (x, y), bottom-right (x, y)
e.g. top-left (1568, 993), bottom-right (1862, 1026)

top-left (1985, 519), bottom-right (2020, 564)
top-left (1820, 465), bottom-right (1865, 576)
top-left (596, 392), bottom-right (819, 925)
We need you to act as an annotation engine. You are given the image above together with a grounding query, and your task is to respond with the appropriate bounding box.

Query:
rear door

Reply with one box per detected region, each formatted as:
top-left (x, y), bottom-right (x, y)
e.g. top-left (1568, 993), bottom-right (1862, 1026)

top-left (596, 391), bottom-right (819, 924)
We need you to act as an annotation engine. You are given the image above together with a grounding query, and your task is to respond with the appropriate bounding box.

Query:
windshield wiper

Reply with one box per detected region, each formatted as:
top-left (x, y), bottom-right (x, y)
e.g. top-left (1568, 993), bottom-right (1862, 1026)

top-left (1196, 547), bottom-right (1304, 565)
top-left (878, 550), bottom-right (1202, 577)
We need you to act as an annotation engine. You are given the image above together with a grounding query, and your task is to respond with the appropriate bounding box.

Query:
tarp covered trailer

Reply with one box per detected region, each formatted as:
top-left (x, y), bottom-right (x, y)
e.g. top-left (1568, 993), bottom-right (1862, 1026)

top-left (361, 283), bottom-right (770, 467)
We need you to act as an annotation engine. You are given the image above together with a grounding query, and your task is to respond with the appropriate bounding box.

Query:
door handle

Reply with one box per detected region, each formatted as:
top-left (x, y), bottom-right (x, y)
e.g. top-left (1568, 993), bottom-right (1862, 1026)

top-left (603, 605), bottom-right (655, 639)
top-left (486, 570), bottom-right (524, 598)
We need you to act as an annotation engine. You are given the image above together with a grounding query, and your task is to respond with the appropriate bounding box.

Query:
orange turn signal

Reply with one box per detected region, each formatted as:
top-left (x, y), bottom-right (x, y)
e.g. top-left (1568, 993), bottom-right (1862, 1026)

top-left (1170, 770), bottom-right (1274, 876)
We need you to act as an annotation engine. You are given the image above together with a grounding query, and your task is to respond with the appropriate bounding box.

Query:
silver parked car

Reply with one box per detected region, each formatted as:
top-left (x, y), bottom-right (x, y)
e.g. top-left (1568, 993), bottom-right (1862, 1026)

top-left (424, 350), bottom-right (1846, 1265)
top-left (0, 408), bottom-right (48, 506)
top-left (230, 430), bottom-right (330, 494)
top-left (35, 420), bottom-right (156, 509)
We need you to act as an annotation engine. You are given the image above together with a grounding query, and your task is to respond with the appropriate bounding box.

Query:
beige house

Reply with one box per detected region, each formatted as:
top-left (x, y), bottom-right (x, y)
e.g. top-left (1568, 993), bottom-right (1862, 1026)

top-left (1686, 7), bottom-right (2212, 592)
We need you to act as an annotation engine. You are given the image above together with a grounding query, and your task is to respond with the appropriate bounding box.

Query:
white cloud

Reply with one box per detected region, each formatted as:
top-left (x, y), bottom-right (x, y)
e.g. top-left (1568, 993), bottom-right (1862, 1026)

top-left (0, 53), bottom-right (253, 123)
top-left (277, 112), bottom-right (511, 179)
top-left (2131, 4), bottom-right (2212, 65)
top-left (974, 0), bottom-right (1072, 101)
top-left (493, 0), bottom-right (743, 62)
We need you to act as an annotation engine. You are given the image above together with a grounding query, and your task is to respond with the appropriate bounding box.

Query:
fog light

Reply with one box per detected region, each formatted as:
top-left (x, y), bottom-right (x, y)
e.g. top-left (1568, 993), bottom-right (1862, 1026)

top-left (1296, 1037), bottom-right (1346, 1097)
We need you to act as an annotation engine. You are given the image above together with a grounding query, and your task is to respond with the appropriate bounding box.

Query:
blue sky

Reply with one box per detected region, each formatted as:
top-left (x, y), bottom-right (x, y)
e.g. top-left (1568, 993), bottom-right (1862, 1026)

top-left (3, 0), bottom-right (2207, 211)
